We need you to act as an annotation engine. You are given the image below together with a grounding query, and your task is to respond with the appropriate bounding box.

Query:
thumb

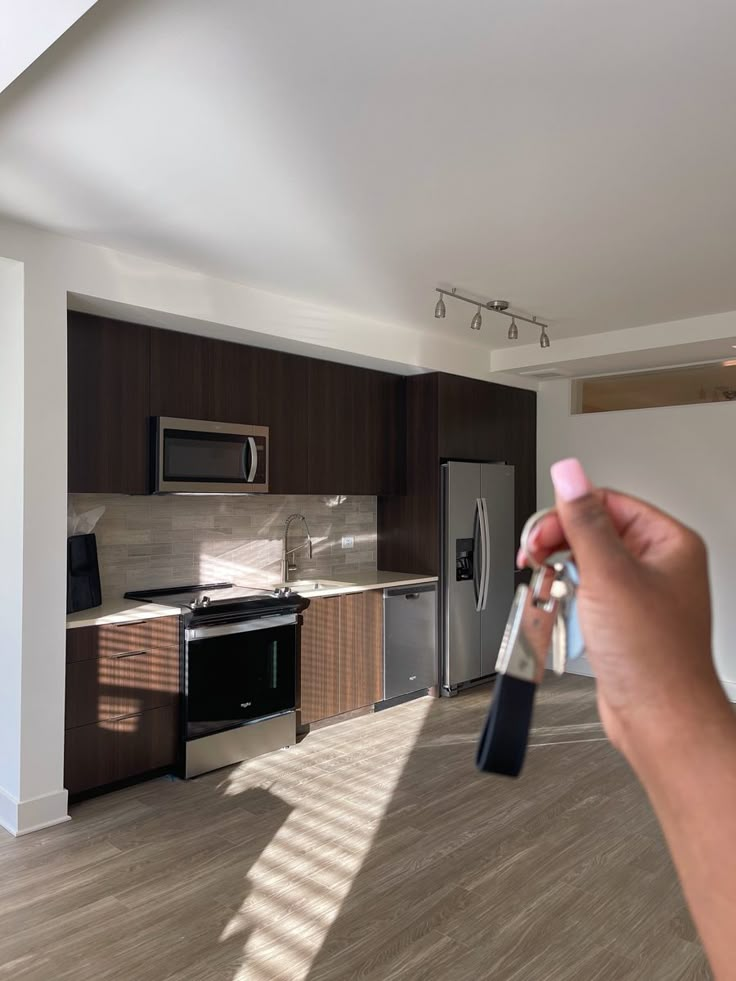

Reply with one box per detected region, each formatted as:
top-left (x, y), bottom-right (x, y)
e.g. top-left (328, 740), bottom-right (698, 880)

top-left (550, 459), bottom-right (630, 579)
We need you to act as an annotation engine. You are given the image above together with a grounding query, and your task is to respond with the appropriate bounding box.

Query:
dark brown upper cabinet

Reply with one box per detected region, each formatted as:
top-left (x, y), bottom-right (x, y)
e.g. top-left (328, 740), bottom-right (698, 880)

top-left (437, 374), bottom-right (537, 548)
top-left (149, 329), bottom-right (310, 493)
top-left (254, 348), bottom-right (310, 495)
top-left (377, 372), bottom-right (536, 575)
top-left (68, 312), bottom-right (151, 494)
top-left (149, 328), bottom-right (214, 422)
top-left (68, 314), bottom-right (419, 500)
top-left (306, 359), bottom-right (404, 496)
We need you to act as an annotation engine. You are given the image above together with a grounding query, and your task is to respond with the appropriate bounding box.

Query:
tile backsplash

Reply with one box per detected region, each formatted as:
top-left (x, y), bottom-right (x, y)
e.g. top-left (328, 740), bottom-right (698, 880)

top-left (69, 494), bottom-right (377, 597)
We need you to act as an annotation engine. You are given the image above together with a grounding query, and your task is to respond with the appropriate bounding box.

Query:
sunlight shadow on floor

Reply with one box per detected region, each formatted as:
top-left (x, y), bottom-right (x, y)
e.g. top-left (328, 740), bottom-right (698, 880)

top-left (219, 697), bottom-right (434, 980)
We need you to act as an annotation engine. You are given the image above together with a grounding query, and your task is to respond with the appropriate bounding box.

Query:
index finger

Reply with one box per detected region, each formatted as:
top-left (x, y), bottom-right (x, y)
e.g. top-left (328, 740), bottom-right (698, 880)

top-left (520, 489), bottom-right (685, 568)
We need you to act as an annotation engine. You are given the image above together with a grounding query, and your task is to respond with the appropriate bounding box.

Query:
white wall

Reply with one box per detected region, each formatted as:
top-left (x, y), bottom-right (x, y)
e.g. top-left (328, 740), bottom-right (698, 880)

top-left (0, 259), bottom-right (25, 830)
top-left (0, 249), bottom-right (70, 836)
top-left (538, 379), bottom-right (736, 700)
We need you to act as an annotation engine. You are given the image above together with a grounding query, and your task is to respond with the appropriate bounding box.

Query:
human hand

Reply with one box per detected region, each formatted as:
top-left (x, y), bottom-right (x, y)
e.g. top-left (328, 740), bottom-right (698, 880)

top-left (520, 458), bottom-right (723, 762)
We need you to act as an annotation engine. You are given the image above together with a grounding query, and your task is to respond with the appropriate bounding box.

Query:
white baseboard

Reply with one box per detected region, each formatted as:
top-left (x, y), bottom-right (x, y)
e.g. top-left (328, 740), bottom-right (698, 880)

top-left (0, 786), bottom-right (69, 837)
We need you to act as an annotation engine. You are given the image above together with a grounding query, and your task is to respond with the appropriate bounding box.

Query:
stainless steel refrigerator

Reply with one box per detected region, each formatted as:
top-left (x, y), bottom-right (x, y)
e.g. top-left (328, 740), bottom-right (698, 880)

top-left (441, 461), bottom-right (515, 695)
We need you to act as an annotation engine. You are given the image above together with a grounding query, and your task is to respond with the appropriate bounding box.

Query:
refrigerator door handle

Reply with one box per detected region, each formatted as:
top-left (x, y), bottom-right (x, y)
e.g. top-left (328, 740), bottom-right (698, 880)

top-left (475, 497), bottom-right (488, 613)
top-left (480, 497), bottom-right (492, 611)
top-left (473, 499), bottom-right (482, 610)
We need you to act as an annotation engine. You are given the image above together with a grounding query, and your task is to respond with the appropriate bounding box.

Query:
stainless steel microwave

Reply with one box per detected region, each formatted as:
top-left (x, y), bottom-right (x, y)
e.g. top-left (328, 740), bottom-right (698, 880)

top-left (154, 417), bottom-right (269, 493)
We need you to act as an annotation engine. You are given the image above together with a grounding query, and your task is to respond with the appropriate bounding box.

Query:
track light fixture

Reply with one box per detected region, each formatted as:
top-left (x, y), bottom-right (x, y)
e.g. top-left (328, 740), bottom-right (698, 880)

top-left (433, 285), bottom-right (549, 346)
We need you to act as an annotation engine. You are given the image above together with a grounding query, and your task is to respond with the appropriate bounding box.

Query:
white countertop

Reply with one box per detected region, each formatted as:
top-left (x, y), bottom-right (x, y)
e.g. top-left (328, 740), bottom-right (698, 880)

top-left (277, 571), bottom-right (438, 599)
top-left (66, 571), bottom-right (438, 629)
top-left (66, 598), bottom-right (182, 629)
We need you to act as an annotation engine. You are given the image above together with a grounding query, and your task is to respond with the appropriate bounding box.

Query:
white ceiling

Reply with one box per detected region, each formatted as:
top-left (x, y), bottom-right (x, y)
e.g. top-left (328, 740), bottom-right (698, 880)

top-left (0, 0), bottom-right (98, 93)
top-left (2, 0), bottom-right (736, 350)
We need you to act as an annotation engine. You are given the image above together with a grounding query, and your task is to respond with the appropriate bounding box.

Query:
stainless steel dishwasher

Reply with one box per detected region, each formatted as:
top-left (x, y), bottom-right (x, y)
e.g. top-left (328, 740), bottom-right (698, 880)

top-left (383, 584), bottom-right (437, 702)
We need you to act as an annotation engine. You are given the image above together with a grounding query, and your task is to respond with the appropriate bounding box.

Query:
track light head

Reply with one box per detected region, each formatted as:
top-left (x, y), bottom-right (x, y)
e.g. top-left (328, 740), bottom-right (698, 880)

top-left (540, 326), bottom-right (550, 349)
top-left (434, 295), bottom-right (446, 319)
top-left (508, 318), bottom-right (518, 340)
top-left (470, 306), bottom-right (482, 331)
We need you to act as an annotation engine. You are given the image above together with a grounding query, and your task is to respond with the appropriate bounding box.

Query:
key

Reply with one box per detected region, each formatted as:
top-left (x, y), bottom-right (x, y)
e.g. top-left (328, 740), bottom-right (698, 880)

top-left (554, 560), bottom-right (585, 667)
top-left (495, 564), bottom-right (559, 681)
top-left (477, 565), bottom-right (560, 777)
top-left (552, 599), bottom-right (568, 676)
top-left (550, 562), bottom-right (576, 676)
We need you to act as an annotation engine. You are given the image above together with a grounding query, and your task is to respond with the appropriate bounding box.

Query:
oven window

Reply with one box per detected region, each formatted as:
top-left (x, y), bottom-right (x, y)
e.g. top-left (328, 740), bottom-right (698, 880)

top-left (185, 624), bottom-right (296, 738)
top-left (164, 429), bottom-right (249, 484)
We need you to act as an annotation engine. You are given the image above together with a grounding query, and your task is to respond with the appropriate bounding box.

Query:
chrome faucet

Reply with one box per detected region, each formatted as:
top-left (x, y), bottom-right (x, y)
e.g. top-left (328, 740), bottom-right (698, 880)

top-left (281, 513), bottom-right (313, 583)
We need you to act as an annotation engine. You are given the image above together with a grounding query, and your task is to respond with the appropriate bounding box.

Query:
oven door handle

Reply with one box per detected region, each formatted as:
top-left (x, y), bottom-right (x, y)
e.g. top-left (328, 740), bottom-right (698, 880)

top-left (186, 613), bottom-right (297, 642)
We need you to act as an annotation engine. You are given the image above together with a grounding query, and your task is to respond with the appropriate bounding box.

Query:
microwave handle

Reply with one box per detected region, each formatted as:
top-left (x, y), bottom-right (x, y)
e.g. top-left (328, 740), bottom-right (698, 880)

top-left (241, 436), bottom-right (258, 482)
top-left (247, 436), bottom-right (258, 482)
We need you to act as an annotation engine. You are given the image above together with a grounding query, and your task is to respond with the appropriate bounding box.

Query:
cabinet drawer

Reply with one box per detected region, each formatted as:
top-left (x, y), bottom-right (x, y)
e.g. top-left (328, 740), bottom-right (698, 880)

top-left (64, 704), bottom-right (178, 797)
top-left (65, 648), bottom-right (179, 729)
top-left (66, 616), bottom-right (180, 663)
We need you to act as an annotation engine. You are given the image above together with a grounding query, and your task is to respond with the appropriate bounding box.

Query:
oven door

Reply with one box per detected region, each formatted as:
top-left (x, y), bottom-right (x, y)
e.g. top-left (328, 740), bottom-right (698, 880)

top-left (155, 417), bottom-right (269, 493)
top-left (184, 614), bottom-right (296, 739)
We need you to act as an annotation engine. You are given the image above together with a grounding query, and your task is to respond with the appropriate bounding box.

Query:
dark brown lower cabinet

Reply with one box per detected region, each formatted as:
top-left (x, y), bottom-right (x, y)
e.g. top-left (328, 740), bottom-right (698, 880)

top-left (300, 597), bottom-right (341, 725)
top-left (338, 591), bottom-right (383, 715)
top-left (300, 591), bottom-right (384, 726)
top-left (64, 705), bottom-right (178, 797)
top-left (64, 616), bottom-right (180, 797)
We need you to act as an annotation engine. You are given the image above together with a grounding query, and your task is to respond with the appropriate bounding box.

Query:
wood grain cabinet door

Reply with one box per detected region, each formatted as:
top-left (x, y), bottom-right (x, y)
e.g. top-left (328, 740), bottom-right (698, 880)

top-left (436, 373), bottom-right (537, 553)
top-left (64, 705), bottom-right (177, 797)
top-left (149, 328), bottom-right (214, 421)
top-left (306, 360), bottom-right (354, 494)
top-left (64, 617), bottom-right (180, 796)
top-left (65, 648), bottom-right (179, 729)
top-left (299, 597), bottom-right (341, 725)
top-left (251, 348), bottom-right (309, 495)
top-left (306, 360), bottom-right (404, 496)
top-left (339, 591), bottom-right (384, 714)
top-left (67, 312), bottom-right (151, 494)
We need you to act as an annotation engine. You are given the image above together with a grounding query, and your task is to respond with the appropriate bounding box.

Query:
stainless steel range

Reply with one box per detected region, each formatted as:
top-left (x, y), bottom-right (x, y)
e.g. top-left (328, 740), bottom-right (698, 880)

top-left (125, 582), bottom-right (309, 778)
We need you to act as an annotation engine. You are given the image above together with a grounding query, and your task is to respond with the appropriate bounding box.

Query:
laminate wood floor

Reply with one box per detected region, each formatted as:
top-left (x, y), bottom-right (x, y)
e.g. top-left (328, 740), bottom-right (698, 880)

top-left (0, 675), bottom-right (710, 981)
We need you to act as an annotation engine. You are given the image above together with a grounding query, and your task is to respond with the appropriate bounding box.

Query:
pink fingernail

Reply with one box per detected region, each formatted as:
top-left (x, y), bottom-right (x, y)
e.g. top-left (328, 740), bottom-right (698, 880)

top-left (550, 458), bottom-right (592, 502)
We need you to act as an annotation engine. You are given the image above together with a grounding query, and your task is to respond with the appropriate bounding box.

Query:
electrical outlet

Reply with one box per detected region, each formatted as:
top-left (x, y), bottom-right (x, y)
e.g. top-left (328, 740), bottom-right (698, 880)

top-left (341, 535), bottom-right (354, 550)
